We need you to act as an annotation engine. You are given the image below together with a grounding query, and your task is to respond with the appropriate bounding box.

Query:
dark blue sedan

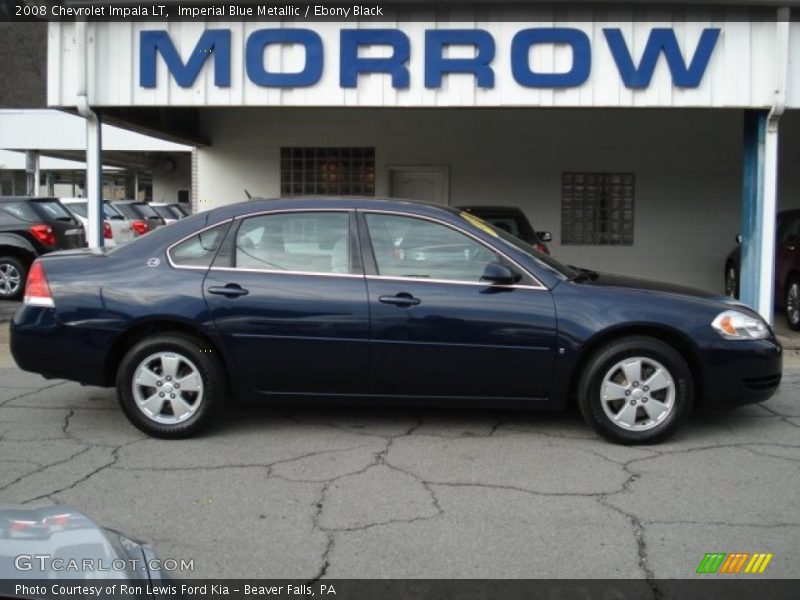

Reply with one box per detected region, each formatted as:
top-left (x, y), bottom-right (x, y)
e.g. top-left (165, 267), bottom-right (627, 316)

top-left (10, 198), bottom-right (782, 444)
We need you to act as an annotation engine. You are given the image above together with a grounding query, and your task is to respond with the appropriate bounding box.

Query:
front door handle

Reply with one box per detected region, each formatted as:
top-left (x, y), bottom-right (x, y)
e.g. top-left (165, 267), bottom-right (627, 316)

top-left (378, 293), bottom-right (420, 307)
top-left (208, 284), bottom-right (249, 298)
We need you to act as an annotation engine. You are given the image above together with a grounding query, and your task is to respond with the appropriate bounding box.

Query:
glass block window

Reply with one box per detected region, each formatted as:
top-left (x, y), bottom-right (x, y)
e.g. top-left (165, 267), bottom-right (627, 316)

top-left (561, 173), bottom-right (635, 245)
top-left (280, 147), bottom-right (375, 196)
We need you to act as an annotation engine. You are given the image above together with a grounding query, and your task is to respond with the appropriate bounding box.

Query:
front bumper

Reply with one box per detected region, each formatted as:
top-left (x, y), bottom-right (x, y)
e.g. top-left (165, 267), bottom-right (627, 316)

top-left (699, 337), bottom-right (783, 406)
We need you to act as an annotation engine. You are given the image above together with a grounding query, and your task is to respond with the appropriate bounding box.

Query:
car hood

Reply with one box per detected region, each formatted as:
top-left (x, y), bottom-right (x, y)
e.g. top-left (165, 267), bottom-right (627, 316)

top-left (0, 504), bottom-right (157, 581)
top-left (582, 272), bottom-right (735, 304)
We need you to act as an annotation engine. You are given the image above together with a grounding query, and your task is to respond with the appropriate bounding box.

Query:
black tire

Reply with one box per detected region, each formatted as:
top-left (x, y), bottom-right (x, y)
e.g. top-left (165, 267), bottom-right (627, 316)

top-left (786, 276), bottom-right (800, 332)
top-left (577, 336), bottom-right (693, 445)
top-left (724, 263), bottom-right (739, 299)
top-left (116, 333), bottom-right (226, 438)
top-left (0, 255), bottom-right (28, 301)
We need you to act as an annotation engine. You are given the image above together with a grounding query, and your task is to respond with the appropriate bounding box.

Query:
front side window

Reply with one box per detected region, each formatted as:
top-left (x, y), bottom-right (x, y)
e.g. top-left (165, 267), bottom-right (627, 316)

top-left (365, 213), bottom-right (499, 283)
top-left (234, 212), bottom-right (352, 274)
top-left (169, 223), bottom-right (229, 268)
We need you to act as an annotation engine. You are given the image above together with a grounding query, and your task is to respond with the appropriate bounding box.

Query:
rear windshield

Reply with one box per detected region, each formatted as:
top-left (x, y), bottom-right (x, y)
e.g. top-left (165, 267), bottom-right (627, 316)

top-left (113, 203), bottom-right (139, 220)
top-left (153, 205), bottom-right (179, 220)
top-left (103, 202), bottom-right (125, 220)
top-left (65, 202), bottom-right (122, 221)
top-left (135, 203), bottom-right (160, 219)
top-left (33, 200), bottom-right (74, 221)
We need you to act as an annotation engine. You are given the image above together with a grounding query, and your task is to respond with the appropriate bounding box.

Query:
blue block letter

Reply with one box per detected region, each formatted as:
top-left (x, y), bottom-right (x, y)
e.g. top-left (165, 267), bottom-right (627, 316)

top-left (340, 30), bottom-right (410, 88)
top-left (140, 30), bottom-right (231, 88)
top-left (246, 29), bottom-right (323, 87)
top-left (425, 30), bottom-right (495, 89)
top-left (604, 28), bottom-right (720, 88)
top-left (511, 28), bottom-right (591, 88)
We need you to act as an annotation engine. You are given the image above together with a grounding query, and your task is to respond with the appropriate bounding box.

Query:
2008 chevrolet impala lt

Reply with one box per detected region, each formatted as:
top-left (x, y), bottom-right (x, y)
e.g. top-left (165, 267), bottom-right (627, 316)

top-left (10, 198), bottom-right (782, 444)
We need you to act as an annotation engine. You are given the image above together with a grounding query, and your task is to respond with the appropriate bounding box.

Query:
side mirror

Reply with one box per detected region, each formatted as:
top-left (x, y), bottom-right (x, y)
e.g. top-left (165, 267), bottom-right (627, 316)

top-left (537, 231), bottom-right (553, 243)
top-left (736, 234), bottom-right (742, 245)
top-left (480, 262), bottom-right (520, 285)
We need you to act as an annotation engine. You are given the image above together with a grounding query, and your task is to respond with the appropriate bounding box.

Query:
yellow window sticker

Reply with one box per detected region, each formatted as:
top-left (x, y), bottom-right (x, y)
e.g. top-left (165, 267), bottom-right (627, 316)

top-left (460, 212), bottom-right (499, 237)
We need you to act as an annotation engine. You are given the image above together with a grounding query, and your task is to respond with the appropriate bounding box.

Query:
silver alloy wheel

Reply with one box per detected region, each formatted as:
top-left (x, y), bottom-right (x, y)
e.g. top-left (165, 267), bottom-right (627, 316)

top-left (788, 282), bottom-right (800, 326)
top-left (600, 357), bottom-right (676, 431)
top-left (0, 262), bottom-right (21, 297)
top-left (132, 351), bottom-right (204, 425)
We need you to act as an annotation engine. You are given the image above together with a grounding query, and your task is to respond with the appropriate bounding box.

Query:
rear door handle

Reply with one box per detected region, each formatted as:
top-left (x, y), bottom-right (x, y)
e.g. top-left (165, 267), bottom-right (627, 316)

top-left (208, 284), bottom-right (249, 298)
top-left (378, 293), bottom-right (420, 307)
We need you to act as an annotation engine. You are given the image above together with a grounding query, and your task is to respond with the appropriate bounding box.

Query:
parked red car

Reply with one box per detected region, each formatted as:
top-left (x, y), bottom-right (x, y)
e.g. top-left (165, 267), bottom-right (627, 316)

top-left (725, 208), bottom-right (800, 330)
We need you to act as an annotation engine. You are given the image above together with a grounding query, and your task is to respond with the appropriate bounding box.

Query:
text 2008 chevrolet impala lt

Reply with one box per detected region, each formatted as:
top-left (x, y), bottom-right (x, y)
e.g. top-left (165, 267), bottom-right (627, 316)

top-left (10, 198), bottom-right (782, 444)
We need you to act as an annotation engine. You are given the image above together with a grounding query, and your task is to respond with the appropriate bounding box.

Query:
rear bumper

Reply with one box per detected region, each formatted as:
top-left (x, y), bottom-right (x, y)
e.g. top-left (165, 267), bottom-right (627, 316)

top-left (699, 338), bottom-right (783, 406)
top-left (10, 305), bottom-right (115, 387)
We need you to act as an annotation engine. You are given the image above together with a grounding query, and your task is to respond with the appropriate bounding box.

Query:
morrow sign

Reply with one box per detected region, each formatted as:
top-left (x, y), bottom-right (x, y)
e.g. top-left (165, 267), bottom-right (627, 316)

top-left (140, 27), bottom-right (721, 90)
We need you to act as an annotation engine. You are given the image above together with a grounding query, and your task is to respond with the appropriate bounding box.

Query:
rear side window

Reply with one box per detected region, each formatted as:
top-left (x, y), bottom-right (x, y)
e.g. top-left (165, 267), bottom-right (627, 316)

top-left (1, 202), bottom-right (39, 221)
top-left (169, 223), bottom-right (229, 268)
top-left (234, 212), bottom-right (352, 274)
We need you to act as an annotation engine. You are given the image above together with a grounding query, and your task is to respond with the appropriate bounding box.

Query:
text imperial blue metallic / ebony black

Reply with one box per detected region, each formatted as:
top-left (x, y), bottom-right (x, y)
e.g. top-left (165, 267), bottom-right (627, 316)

top-left (10, 198), bottom-right (782, 444)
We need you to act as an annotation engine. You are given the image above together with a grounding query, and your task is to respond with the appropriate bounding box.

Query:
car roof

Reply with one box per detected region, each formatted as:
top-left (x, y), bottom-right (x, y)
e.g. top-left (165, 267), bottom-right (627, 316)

top-left (210, 196), bottom-right (458, 220)
top-left (0, 196), bottom-right (60, 202)
top-left (458, 205), bottom-right (525, 214)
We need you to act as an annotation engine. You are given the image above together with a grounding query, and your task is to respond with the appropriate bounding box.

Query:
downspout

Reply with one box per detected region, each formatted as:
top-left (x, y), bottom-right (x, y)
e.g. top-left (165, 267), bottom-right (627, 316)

top-left (753, 8), bottom-right (790, 322)
top-left (75, 20), bottom-right (103, 248)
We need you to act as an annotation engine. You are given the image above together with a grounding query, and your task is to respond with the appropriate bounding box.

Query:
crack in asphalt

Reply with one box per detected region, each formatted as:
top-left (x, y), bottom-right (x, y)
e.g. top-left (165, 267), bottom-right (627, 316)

top-left (0, 381), bottom-right (70, 407)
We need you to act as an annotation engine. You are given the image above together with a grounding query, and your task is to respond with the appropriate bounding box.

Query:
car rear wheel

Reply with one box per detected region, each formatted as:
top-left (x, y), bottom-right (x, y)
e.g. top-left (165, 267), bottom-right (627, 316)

top-left (786, 277), bottom-right (800, 331)
top-left (724, 264), bottom-right (739, 299)
top-left (0, 256), bottom-right (27, 301)
top-left (116, 334), bottom-right (225, 438)
top-left (578, 336), bottom-right (693, 444)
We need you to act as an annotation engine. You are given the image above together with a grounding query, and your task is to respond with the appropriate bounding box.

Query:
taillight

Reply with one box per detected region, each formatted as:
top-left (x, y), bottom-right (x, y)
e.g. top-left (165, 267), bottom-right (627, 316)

top-left (534, 243), bottom-right (549, 254)
top-left (29, 224), bottom-right (56, 246)
top-left (103, 221), bottom-right (113, 239)
top-left (131, 220), bottom-right (150, 236)
top-left (24, 260), bottom-right (54, 307)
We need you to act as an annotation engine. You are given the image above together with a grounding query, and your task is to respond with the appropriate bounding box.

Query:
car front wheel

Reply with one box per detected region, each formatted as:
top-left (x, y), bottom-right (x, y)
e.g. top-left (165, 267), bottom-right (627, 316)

top-left (578, 336), bottom-right (693, 444)
top-left (116, 334), bottom-right (226, 438)
top-left (786, 277), bottom-right (800, 331)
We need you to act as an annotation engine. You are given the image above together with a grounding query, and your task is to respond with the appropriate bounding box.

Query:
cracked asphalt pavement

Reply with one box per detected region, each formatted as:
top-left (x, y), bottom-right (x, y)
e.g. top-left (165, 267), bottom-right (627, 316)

top-left (1, 320), bottom-right (799, 580)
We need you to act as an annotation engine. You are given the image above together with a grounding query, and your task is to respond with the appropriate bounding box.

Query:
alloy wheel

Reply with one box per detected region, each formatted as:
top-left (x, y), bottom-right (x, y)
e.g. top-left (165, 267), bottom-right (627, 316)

top-left (600, 357), bottom-right (676, 431)
top-left (0, 262), bottom-right (21, 297)
top-left (132, 351), bottom-right (204, 425)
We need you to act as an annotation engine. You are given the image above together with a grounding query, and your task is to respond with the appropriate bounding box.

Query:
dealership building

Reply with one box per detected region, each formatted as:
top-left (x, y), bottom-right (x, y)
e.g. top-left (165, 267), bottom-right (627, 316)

top-left (41, 3), bottom-right (800, 320)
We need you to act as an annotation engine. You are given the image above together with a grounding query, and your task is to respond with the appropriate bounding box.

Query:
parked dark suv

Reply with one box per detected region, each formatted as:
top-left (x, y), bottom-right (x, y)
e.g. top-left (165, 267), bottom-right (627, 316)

top-left (458, 205), bottom-right (552, 254)
top-left (725, 208), bottom-right (800, 330)
top-left (0, 197), bottom-right (86, 300)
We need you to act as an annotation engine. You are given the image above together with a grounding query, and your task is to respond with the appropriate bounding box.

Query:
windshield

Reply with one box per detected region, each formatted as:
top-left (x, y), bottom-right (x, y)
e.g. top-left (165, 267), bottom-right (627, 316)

top-left (453, 209), bottom-right (576, 279)
top-left (33, 200), bottom-right (74, 221)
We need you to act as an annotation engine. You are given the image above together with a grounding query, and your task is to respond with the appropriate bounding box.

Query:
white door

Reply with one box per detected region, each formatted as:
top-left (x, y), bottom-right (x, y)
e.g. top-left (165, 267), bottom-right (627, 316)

top-left (388, 167), bottom-right (449, 206)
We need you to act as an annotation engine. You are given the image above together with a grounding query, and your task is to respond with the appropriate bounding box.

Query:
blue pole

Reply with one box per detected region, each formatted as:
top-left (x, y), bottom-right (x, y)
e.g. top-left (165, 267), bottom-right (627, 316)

top-left (739, 110), bottom-right (767, 311)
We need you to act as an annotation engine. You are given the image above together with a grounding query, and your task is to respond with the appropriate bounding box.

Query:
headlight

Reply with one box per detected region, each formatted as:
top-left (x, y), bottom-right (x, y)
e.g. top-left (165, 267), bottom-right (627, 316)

top-left (711, 310), bottom-right (770, 340)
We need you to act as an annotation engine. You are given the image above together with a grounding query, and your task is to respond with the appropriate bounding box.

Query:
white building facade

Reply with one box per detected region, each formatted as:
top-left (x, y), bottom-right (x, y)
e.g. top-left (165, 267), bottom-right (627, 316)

top-left (46, 6), bottom-right (799, 310)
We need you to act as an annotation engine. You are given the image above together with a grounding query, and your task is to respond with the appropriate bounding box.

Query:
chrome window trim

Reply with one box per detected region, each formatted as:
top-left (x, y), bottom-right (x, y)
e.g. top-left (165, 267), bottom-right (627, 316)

top-left (166, 218), bottom-right (233, 271)
top-left (210, 266), bottom-right (365, 279)
top-left (359, 209), bottom-right (548, 290)
top-left (366, 274), bottom-right (544, 290)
